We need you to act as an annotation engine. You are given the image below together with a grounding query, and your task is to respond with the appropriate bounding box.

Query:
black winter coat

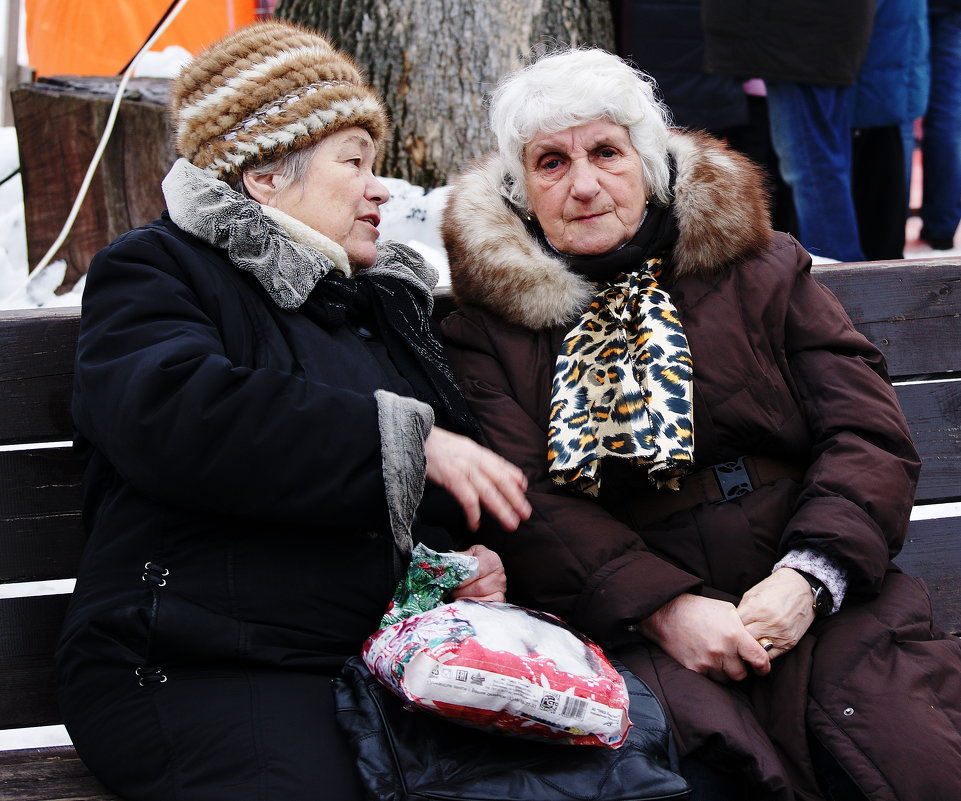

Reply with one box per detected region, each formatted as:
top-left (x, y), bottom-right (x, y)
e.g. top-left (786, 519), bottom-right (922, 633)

top-left (701, 0), bottom-right (876, 86)
top-left (57, 214), bottom-right (456, 685)
top-left (613, 0), bottom-right (748, 133)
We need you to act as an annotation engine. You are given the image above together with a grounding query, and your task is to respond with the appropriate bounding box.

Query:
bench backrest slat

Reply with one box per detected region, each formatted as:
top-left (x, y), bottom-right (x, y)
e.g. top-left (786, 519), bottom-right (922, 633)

top-left (0, 449), bottom-right (84, 584)
top-left (813, 259), bottom-right (961, 378)
top-left (0, 595), bottom-right (70, 729)
top-left (0, 308), bottom-right (79, 447)
top-left (895, 381), bottom-right (961, 503)
top-left (896, 517), bottom-right (961, 637)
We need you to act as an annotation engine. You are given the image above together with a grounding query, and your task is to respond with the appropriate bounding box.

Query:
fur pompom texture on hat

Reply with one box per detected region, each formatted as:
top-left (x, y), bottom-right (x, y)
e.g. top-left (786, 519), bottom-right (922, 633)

top-left (170, 20), bottom-right (389, 181)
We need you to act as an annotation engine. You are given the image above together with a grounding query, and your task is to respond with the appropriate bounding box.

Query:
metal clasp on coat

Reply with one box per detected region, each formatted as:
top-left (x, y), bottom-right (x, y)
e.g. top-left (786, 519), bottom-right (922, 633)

top-left (135, 664), bottom-right (167, 686)
top-left (712, 458), bottom-right (754, 501)
top-left (142, 562), bottom-right (169, 587)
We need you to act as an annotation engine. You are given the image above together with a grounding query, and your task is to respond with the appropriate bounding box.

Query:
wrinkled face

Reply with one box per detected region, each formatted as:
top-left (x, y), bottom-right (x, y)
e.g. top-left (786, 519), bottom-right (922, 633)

top-left (271, 127), bottom-right (389, 268)
top-left (523, 120), bottom-right (648, 256)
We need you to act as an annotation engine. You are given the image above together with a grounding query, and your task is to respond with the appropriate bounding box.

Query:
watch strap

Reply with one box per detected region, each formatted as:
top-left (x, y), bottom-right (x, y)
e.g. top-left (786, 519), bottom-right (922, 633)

top-left (795, 570), bottom-right (833, 616)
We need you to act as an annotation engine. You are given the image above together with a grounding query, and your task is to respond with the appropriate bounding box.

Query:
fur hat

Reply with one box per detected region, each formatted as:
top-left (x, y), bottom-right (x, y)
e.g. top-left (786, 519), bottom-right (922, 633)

top-left (169, 20), bottom-right (389, 182)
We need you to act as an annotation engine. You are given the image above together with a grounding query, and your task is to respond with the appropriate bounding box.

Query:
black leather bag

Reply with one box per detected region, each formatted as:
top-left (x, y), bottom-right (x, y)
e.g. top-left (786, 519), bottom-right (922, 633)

top-left (333, 656), bottom-right (690, 801)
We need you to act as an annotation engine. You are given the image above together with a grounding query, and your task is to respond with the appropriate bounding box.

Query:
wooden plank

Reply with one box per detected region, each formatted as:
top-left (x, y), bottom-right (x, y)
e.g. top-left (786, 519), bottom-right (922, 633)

top-left (0, 449), bottom-right (83, 584)
top-left (813, 259), bottom-right (961, 378)
top-left (855, 315), bottom-right (961, 378)
top-left (0, 746), bottom-right (120, 801)
top-left (0, 308), bottom-right (79, 446)
top-left (0, 596), bottom-right (69, 730)
top-left (814, 258), bottom-right (961, 326)
top-left (10, 77), bottom-right (174, 292)
top-left (897, 516), bottom-right (961, 637)
top-left (895, 381), bottom-right (961, 504)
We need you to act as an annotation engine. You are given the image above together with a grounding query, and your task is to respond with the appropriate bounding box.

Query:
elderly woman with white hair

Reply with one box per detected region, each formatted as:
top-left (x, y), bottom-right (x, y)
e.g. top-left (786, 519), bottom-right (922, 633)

top-left (441, 47), bottom-right (961, 800)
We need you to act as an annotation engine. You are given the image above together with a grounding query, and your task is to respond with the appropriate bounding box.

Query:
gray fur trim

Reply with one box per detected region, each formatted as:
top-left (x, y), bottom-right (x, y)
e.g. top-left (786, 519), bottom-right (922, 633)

top-left (163, 159), bottom-right (439, 311)
top-left (375, 389), bottom-right (434, 555)
top-left (162, 158), bottom-right (337, 309)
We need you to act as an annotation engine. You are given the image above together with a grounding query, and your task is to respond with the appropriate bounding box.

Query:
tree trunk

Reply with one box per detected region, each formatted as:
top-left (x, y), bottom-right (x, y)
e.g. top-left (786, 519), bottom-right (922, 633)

top-left (276, 0), bottom-right (614, 188)
top-left (11, 77), bottom-right (174, 291)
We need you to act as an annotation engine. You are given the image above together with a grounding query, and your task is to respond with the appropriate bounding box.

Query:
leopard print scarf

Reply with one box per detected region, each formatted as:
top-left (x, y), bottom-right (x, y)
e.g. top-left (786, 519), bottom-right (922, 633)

top-left (548, 256), bottom-right (695, 496)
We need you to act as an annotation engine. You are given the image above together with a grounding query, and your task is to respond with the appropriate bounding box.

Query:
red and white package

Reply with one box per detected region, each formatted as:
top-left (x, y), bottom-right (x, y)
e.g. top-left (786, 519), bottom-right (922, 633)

top-left (362, 599), bottom-right (632, 747)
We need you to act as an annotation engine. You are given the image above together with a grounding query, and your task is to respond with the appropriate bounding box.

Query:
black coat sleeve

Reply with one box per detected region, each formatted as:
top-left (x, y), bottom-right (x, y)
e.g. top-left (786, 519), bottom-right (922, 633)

top-left (72, 225), bottom-right (394, 531)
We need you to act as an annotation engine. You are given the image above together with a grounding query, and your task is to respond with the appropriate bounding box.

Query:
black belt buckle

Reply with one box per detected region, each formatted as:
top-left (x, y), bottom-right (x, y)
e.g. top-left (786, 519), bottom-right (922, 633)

top-left (712, 457), bottom-right (754, 502)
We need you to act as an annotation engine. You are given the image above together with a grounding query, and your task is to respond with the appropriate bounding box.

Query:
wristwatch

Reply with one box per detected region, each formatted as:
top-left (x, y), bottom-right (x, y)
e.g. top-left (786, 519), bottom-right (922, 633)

top-left (796, 570), bottom-right (833, 616)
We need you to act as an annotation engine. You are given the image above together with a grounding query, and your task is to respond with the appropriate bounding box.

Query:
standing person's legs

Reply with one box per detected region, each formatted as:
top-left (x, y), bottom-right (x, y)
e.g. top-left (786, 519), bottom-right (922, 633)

top-left (724, 94), bottom-right (799, 238)
top-left (900, 118), bottom-right (918, 214)
top-left (852, 125), bottom-right (907, 260)
top-left (766, 82), bottom-right (864, 262)
top-left (921, 9), bottom-right (961, 249)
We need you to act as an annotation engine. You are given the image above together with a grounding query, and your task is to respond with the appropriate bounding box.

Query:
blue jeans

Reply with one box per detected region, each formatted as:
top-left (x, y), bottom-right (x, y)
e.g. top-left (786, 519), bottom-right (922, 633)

top-left (921, 9), bottom-right (961, 242)
top-left (766, 82), bottom-right (865, 262)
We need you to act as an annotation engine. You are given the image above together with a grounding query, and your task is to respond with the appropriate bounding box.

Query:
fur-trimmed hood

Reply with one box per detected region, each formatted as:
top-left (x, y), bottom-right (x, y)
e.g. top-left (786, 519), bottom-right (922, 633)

top-left (442, 129), bottom-right (772, 329)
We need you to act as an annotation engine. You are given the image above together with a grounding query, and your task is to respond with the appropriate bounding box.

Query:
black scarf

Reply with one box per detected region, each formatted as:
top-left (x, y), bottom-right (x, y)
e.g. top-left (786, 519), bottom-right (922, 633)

top-left (160, 160), bottom-right (478, 437)
top-left (302, 270), bottom-right (479, 439)
top-left (562, 197), bottom-right (679, 282)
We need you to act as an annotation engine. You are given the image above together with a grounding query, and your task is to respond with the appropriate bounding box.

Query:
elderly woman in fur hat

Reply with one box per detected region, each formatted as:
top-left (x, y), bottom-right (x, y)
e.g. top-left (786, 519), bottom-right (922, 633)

top-left (441, 48), bottom-right (961, 801)
top-left (55, 21), bottom-right (530, 801)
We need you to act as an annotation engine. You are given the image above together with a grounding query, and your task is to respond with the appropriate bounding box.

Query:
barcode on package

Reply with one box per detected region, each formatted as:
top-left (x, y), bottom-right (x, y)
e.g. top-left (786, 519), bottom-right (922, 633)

top-left (561, 695), bottom-right (587, 720)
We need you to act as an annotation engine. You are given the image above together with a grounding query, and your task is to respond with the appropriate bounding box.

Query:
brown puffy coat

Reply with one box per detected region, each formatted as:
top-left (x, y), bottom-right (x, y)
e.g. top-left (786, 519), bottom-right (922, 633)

top-left (440, 130), bottom-right (961, 800)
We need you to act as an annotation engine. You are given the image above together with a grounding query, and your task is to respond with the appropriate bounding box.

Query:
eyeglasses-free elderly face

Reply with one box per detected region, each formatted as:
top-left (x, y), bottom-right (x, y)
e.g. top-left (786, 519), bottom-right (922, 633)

top-left (522, 119), bottom-right (648, 257)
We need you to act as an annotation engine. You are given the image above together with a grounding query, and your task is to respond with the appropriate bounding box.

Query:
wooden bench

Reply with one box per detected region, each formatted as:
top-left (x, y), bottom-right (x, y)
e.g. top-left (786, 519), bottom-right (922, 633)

top-left (2, 258), bottom-right (960, 800)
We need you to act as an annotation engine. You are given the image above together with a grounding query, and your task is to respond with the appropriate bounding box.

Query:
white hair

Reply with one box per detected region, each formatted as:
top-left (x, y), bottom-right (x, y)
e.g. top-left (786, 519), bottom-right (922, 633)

top-left (489, 48), bottom-right (673, 210)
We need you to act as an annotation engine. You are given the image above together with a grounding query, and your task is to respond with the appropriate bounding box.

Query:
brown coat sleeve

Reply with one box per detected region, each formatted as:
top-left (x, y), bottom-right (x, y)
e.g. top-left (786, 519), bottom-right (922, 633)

top-left (778, 253), bottom-right (921, 596)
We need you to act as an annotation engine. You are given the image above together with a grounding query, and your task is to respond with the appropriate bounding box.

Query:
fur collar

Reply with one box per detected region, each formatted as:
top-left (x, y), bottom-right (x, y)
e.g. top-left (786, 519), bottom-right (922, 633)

top-left (162, 158), bottom-right (437, 310)
top-left (163, 158), bottom-right (346, 309)
top-left (442, 130), bottom-right (772, 329)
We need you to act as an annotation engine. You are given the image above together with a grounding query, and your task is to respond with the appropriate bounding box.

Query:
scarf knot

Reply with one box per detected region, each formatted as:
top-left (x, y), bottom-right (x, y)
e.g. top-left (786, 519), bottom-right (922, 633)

top-left (548, 258), bottom-right (695, 496)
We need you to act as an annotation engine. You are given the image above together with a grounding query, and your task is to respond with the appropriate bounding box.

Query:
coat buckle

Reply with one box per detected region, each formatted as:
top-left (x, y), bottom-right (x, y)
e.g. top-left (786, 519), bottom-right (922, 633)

top-left (712, 458), bottom-right (753, 501)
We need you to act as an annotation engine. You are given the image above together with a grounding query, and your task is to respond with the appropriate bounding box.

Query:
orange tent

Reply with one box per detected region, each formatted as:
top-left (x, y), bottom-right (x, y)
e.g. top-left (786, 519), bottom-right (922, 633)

top-left (25, 0), bottom-right (267, 77)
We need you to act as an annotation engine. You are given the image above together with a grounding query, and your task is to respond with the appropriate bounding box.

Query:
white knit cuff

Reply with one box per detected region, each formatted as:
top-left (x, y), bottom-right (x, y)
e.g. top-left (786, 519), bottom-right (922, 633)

top-left (773, 548), bottom-right (847, 614)
top-left (375, 390), bottom-right (434, 556)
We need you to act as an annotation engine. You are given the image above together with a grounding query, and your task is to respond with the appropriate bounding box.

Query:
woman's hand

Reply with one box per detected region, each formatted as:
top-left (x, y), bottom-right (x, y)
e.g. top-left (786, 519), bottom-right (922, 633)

top-left (451, 544), bottom-right (507, 603)
top-left (424, 427), bottom-right (532, 532)
top-left (737, 568), bottom-right (815, 659)
top-left (639, 593), bottom-right (772, 682)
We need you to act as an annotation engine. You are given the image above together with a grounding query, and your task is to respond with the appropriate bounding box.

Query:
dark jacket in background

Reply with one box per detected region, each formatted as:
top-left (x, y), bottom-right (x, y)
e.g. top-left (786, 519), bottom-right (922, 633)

top-left (853, 0), bottom-right (930, 128)
top-left (613, 0), bottom-right (748, 133)
top-left (850, 0), bottom-right (930, 260)
top-left (701, 0), bottom-right (876, 86)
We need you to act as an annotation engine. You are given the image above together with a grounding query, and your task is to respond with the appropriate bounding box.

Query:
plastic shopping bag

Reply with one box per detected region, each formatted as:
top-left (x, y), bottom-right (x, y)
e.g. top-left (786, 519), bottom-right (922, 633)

top-left (362, 545), bottom-right (632, 747)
